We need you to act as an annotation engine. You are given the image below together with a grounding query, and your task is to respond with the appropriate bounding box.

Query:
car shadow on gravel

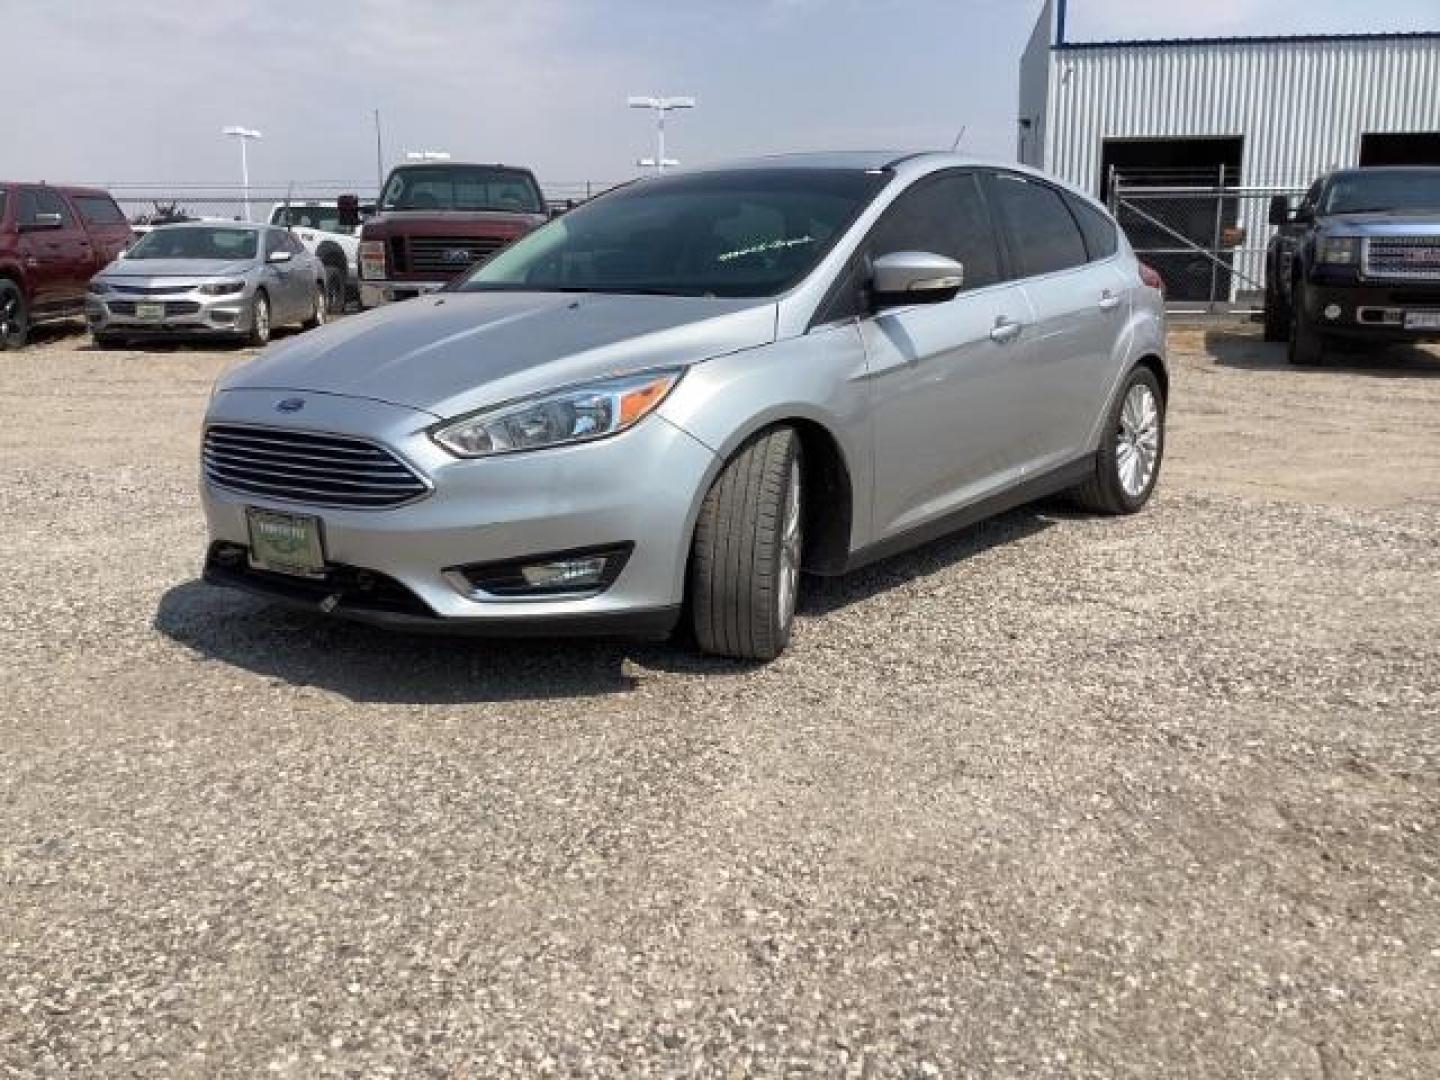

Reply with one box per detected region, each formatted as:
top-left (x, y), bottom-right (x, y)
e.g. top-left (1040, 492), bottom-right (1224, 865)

top-left (1204, 328), bottom-right (1440, 378)
top-left (154, 581), bottom-right (650, 703)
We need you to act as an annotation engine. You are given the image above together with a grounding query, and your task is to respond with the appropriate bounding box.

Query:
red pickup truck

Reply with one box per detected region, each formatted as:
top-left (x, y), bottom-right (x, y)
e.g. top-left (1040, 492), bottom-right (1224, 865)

top-left (357, 162), bottom-right (548, 308)
top-left (0, 183), bottom-right (134, 349)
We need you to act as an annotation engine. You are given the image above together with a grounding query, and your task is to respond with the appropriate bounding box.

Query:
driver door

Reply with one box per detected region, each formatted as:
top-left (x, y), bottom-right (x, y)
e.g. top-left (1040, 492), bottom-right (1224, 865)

top-left (858, 170), bottom-right (1034, 541)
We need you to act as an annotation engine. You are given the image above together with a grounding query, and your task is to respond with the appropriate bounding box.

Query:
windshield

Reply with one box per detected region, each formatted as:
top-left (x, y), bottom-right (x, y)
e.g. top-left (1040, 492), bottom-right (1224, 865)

top-left (455, 168), bottom-right (888, 298)
top-left (1324, 171), bottom-right (1440, 214)
top-left (270, 205), bottom-right (374, 231)
top-left (380, 166), bottom-right (544, 213)
top-left (126, 226), bottom-right (258, 260)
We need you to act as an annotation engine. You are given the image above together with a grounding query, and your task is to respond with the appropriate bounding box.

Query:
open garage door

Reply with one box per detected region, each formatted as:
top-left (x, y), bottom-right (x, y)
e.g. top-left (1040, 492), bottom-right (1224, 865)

top-left (1360, 132), bottom-right (1440, 167)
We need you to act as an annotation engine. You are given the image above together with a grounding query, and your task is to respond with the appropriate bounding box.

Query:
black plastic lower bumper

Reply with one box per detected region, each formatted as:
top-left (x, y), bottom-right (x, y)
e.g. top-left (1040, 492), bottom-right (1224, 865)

top-left (1301, 279), bottom-right (1440, 342)
top-left (202, 552), bottom-right (680, 640)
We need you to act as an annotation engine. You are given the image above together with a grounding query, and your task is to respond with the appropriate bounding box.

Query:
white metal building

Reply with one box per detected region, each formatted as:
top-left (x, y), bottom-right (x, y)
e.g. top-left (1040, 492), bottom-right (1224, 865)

top-left (1018, 0), bottom-right (1440, 196)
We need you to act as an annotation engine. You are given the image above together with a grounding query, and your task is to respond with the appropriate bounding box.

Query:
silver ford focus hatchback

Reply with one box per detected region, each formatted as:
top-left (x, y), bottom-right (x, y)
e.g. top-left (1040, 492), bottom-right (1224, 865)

top-left (200, 152), bottom-right (1167, 660)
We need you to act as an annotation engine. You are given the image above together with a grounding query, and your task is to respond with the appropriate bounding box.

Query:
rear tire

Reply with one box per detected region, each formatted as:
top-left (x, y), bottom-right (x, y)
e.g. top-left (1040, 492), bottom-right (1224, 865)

top-left (0, 282), bottom-right (29, 350)
top-left (1287, 287), bottom-right (1325, 366)
top-left (690, 427), bottom-right (803, 662)
top-left (1070, 366), bottom-right (1165, 515)
top-left (247, 290), bottom-right (271, 347)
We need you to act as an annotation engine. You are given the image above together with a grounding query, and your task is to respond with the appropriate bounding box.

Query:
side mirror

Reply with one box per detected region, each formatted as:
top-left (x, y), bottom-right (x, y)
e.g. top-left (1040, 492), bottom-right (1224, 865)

top-left (22, 212), bottom-right (64, 232)
top-left (336, 193), bottom-right (360, 234)
top-left (870, 251), bottom-right (964, 308)
top-left (1268, 195), bottom-right (1292, 226)
top-left (267, 249), bottom-right (294, 264)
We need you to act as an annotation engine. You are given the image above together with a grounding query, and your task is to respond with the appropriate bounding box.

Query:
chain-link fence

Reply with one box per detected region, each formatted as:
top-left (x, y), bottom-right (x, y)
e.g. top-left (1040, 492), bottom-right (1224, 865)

top-left (1110, 177), bottom-right (1307, 311)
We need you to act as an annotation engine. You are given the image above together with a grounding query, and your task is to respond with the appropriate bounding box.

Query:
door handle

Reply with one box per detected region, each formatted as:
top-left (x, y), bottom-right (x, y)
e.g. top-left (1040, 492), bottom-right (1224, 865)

top-left (1099, 291), bottom-right (1122, 312)
top-left (990, 317), bottom-right (1022, 344)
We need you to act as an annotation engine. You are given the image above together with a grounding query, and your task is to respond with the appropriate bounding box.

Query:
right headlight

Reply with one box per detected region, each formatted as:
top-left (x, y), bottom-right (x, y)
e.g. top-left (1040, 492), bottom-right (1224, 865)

top-left (1317, 236), bottom-right (1360, 266)
top-left (431, 369), bottom-right (684, 458)
top-left (198, 282), bottom-right (245, 296)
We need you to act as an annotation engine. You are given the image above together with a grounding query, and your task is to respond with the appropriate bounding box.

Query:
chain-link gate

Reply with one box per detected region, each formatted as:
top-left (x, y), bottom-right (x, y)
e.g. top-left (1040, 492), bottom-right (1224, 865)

top-left (1110, 178), bottom-right (1308, 311)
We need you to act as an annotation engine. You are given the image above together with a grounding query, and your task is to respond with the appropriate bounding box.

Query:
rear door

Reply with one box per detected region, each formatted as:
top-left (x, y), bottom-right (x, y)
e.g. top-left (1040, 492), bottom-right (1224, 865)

top-left (68, 192), bottom-right (134, 267)
top-left (857, 170), bottom-right (1036, 540)
top-left (982, 171), bottom-right (1128, 472)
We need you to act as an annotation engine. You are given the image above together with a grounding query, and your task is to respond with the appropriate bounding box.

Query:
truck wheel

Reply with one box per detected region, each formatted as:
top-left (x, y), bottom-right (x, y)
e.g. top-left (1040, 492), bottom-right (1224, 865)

top-left (323, 264), bottom-right (346, 316)
top-left (1287, 288), bottom-right (1325, 366)
top-left (247, 290), bottom-right (272, 347)
top-left (1262, 271), bottom-right (1290, 343)
top-left (690, 426), bottom-right (803, 662)
top-left (0, 282), bottom-right (28, 350)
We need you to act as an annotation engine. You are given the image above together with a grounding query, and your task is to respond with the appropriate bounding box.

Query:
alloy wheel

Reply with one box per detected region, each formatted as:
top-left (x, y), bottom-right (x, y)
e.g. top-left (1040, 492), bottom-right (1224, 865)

top-left (777, 460), bottom-right (803, 629)
top-left (1115, 383), bottom-right (1160, 499)
top-left (253, 296), bottom-right (271, 343)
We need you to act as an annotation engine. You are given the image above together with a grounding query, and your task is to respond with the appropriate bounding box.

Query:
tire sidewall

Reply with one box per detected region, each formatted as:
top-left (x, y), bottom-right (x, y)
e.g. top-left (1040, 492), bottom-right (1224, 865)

top-left (250, 291), bottom-right (271, 346)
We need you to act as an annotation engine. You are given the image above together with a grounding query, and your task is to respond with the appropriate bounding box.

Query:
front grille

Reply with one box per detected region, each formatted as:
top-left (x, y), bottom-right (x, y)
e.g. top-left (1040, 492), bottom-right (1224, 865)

top-left (405, 235), bottom-right (509, 277)
top-left (1364, 237), bottom-right (1440, 280)
top-left (108, 301), bottom-right (201, 316)
top-left (112, 283), bottom-right (199, 295)
top-left (203, 424), bottom-right (430, 509)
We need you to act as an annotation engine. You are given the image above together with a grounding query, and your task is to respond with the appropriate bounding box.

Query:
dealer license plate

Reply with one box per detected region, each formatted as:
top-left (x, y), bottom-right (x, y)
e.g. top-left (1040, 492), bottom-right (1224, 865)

top-left (1403, 311), bottom-right (1440, 330)
top-left (135, 301), bottom-right (165, 321)
top-left (246, 508), bottom-right (325, 577)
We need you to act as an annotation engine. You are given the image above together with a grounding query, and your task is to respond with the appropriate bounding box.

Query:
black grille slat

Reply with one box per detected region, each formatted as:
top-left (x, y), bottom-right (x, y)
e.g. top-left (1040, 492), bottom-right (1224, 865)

top-left (203, 424), bottom-right (428, 509)
top-left (405, 235), bottom-right (508, 275)
top-left (112, 283), bottom-right (200, 295)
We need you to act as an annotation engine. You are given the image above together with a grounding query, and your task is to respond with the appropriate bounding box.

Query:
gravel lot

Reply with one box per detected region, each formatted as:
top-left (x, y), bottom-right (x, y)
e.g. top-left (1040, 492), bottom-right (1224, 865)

top-left (3, 323), bottom-right (1439, 1078)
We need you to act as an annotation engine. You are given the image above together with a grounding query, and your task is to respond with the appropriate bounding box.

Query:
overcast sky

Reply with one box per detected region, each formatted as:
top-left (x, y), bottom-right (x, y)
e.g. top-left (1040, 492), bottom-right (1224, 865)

top-left (6, 0), bottom-right (1437, 192)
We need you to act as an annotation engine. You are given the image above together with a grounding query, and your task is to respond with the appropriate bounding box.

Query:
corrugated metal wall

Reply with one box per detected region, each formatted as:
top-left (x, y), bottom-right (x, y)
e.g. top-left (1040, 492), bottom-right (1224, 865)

top-left (1043, 37), bottom-right (1440, 193)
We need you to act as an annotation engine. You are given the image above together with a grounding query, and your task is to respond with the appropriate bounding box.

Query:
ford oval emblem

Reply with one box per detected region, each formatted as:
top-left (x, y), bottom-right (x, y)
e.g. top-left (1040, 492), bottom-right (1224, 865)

top-left (276, 397), bottom-right (305, 414)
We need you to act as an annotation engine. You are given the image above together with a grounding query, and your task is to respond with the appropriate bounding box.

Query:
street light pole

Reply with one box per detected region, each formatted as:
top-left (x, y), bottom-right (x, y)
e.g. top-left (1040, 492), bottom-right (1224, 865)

top-left (627, 95), bottom-right (696, 174)
top-left (222, 126), bottom-right (262, 221)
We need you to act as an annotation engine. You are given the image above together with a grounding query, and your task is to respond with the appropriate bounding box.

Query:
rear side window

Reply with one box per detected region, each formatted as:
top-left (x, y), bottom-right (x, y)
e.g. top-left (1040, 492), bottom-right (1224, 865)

top-left (35, 189), bottom-right (77, 228)
top-left (868, 172), bottom-right (1002, 291)
top-left (985, 173), bottom-right (1087, 277)
top-left (1064, 193), bottom-right (1118, 260)
top-left (73, 194), bottom-right (127, 225)
top-left (0, 190), bottom-right (7, 225)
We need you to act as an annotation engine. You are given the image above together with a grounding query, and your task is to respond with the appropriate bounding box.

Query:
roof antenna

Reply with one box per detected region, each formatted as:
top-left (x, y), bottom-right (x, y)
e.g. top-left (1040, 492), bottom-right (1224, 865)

top-left (950, 125), bottom-right (967, 152)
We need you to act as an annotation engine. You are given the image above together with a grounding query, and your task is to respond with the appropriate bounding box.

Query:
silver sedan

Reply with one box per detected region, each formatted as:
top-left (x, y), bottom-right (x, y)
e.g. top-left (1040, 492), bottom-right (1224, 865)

top-left (87, 222), bottom-right (328, 347)
top-left (200, 152), bottom-right (1167, 660)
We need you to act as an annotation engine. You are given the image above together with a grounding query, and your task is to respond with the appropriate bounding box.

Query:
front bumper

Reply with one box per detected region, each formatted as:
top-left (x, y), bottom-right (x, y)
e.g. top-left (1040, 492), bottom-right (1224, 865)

top-left (199, 389), bottom-right (716, 635)
top-left (1301, 277), bottom-right (1440, 342)
top-left (358, 278), bottom-right (446, 308)
top-left (86, 290), bottom-right (254, 336)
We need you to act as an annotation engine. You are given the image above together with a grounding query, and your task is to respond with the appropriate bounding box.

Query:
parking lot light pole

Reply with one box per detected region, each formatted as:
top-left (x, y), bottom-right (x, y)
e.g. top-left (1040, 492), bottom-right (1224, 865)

top-left (627, 95), bottom-right (696, 174)
top-left (222, 126), bottom-right (262, 222)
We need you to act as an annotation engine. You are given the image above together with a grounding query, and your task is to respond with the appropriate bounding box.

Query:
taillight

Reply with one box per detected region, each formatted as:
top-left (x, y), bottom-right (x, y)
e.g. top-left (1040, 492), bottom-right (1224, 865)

top-left (359, 239), bottom-right (387, 280)
top-left (1138, 262), bottom-right (1165, 297)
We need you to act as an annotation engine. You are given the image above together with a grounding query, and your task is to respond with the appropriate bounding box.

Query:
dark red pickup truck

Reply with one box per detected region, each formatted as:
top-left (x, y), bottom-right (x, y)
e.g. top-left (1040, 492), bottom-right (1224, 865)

top-left (357, 162), bottom-right (548, 308)
top-left (1, 183), bottom-right (134, 348)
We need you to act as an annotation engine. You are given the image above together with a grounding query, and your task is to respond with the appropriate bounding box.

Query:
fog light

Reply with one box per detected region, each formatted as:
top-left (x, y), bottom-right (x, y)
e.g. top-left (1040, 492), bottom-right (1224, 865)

top-left (445, 543), bottom-right (633, 599)
top-left (1324, 304), bottom-right (1342, 321)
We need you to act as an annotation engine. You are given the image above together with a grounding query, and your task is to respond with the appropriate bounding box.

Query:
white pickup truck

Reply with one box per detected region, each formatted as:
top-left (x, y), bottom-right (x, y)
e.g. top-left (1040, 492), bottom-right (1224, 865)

top-left (267, 198), bottom-right (375, 312)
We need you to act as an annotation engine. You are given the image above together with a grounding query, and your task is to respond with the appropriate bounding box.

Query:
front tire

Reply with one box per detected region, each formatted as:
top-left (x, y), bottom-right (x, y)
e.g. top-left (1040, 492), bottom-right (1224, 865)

top-left (323, 264), bottom-right (346, 317)
top-left (247, 290), bottom-right (271, 347)
top-left (0, 282), bottom-right (29, 350)
top-left (1287, 287), bottom-right (1325, 366)
top-left (1262, 266), bottom-right (1290, 343)
top-left (1071, 366), bottom-right (1165, 515)
top-left (301, 282), bottom-right (328, 330)
top-left (93, 333), bottom-right (126, 349)
top-left (690, 427), bottom-right (803, 662)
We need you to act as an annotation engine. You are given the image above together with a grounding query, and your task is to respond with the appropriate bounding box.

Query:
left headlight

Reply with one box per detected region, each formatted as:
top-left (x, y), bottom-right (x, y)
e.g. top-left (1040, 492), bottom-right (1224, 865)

top-left (1317, 236), bottom-right (1361, 266)
top-left (431, 369), bottom-right (684, 458)
top-left (198, 282), bottom-right (246, 296)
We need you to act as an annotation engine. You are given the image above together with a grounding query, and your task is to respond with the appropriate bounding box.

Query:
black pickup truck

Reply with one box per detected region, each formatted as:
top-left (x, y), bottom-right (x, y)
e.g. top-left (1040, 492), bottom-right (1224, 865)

top-left (1264, 167), bottom-right (1440, 365)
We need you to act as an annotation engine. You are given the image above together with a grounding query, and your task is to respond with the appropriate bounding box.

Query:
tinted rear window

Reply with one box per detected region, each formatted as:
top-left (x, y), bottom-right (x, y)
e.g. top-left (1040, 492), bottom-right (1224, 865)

top-left (986, 173), bottom-right (1088, 278)
top-left (0, 191), bottom-right (6, 225)
top-left (72, 194), bottom-right (128, 225)
top-left (1064, 193), bottom-right (1118, 260)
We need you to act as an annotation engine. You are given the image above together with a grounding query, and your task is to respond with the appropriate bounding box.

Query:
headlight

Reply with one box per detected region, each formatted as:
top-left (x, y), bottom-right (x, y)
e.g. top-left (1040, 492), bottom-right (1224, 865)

top-left (431, 369), bottom-right (683, 458)
top-left (87, 280), bottom-right (111, 295)
top-left (198, 282), bottom-right (245, 296)
top-left (1317, 237), bottom-right (1360, 266)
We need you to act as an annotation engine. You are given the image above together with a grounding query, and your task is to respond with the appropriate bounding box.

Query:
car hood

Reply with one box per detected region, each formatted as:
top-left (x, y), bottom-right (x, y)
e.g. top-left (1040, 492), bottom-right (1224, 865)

top-left (1318, 213), bottom-right (1440, 238)
top-left (102, 258), bottom-right (256, 279)
top-left (220, 290), bottom-right (779, 419)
